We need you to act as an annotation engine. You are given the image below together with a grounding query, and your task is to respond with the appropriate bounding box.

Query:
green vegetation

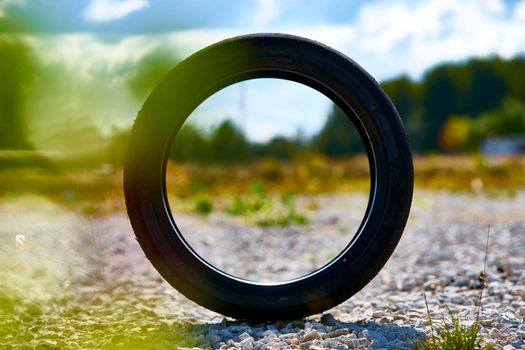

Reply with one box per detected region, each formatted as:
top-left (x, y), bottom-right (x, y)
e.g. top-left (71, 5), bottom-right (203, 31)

top-left (162, 56), bottom-right (525, 161)
top-left (412, 303), bottom-right (487, 350)
top-left (126, 49), bottom-right (179, 101)
top-left (194, 194), bottom-right (213, 215)
top-left (0, 37), bottom-right (34, 150)
top-left (171, 121), bottom-right (252, 164)
top-left (223, 181), bottom-right (309, 227)
top-left (156, 56), bottom-right (525, 161)
top-left (2, 34), bottom-right (525, 165)
top-left (1, 33), bottom-right (524, 223)
top-left (313, 105), bottom-right (362, 157)
top-left (0, 153), bottom-right (523, 218)
top-left (225, 180), bottom-right (272, 216)
top-left (256, 194), bottom-right (309, 227)
top-left (382, 56), bottom-right (525, 152)
top-left (441, 99), bottom-right (525, 152)
top-left (412, 227), bottom-right (491, 350)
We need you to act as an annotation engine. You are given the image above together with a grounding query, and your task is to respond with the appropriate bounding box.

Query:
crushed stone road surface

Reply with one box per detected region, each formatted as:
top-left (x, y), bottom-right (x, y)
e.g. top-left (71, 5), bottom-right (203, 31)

top-left (0, 191), bottom-right (524, 349)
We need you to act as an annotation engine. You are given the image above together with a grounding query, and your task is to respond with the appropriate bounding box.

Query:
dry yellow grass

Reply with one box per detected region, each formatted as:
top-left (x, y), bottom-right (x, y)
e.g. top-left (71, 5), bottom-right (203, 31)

top-left (0, 154), bottom-right (523, 217)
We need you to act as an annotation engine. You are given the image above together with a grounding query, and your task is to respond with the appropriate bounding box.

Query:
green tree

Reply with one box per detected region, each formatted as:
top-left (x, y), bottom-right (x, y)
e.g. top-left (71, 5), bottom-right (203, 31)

top-left (469, 99), bottom-right (525, 147)
top-left (421, 66), bottom-right (463, 150)
top-left (126, 49), bottom-right (179, 100)
top-left (496, 56), bottom-right (525, 102)
top-left (381, 76), bottom-right (423, 150)
top-left (257, 136), bottom-right (299, 159)
top-left (170, 124), bottom-right (209, 162)
top-left (106, 127), bottom-right (131, 165)
top-left (209, 120), bottom-right (251, 163)
top-left (465, 59), bottom-right (508, 117)
top-left (0, 38), bottom-right (34, 149)
top-left (381, 75), bottom-right (419, 123)
top-left (439, 115), bottom-right (472, 152)
top-left (313, 105), bottom-right (363, 156)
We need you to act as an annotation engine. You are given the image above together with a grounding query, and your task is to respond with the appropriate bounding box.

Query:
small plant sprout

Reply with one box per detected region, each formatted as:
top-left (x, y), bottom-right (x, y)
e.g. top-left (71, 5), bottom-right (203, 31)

top-left (194, 195), bottom-right (213, 215)
top-left (412, 225), bottom-right (491, 350)
top-left (224, 180), bottom-right (309, 227)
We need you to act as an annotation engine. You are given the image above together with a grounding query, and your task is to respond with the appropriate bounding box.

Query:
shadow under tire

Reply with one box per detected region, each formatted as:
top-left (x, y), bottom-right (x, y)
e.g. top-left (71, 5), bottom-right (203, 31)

top-left (124, 33), bottom-right (413, 320)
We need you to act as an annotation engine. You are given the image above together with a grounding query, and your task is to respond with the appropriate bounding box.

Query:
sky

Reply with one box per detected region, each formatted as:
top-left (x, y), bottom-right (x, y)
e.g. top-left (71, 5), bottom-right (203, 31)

top-left (2, 0), bottom-right (525, 143)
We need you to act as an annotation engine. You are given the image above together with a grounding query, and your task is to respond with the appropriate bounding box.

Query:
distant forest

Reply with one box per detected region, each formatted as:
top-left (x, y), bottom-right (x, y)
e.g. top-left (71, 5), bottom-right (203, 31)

top-left (381, 56), bottom-right (525, 152)
top-left (161, 56), bottom-right (525, 163)
top-left (1, 33), bottom-right (525, 162)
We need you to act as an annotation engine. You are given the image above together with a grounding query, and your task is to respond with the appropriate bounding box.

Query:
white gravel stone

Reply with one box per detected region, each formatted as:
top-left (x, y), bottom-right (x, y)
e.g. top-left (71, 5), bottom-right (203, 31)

top-left (2, 192), bottom-right (524, 349)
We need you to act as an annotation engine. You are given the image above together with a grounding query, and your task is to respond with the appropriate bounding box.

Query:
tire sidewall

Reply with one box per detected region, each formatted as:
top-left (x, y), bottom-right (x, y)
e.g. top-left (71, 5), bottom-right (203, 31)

top-left (124, 34), bottom-right (413, 319)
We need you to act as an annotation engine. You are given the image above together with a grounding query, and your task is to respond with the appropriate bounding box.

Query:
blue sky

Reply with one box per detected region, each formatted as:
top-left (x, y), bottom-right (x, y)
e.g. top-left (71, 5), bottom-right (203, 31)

top-left (2, 0), bottom-right (525, 143)
top-left (3, 1), bottom-right (369, 33)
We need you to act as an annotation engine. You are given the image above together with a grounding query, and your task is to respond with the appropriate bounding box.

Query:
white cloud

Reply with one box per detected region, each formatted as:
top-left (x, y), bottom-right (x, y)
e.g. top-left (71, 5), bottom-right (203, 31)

top-left (246, 0), bottom-right (525, 80)
top-left (7, 0), bottom-right (525, 83)
top-left (28, 0), bottom-right (525, 82)
top-left (481, 0), bottom-right (505, 15)
top-left (253, 0), bottom-right (282, 26)
top-left (515, 0), bottom-right (525, 21)
top-left (29, 33), bottom-right (162, 82)
top-left (181, 0), bottom-right (521, 81)
top-left (0, 0), bottom-right (24, 17)
top-left (83, 0), bottom-right (148, 23)
top-left (30, 0), bottom-right (525, 85)
top-left (164, 29), bottom-right (241, 58)
top-left (348, 0), bottom-right (525, 79)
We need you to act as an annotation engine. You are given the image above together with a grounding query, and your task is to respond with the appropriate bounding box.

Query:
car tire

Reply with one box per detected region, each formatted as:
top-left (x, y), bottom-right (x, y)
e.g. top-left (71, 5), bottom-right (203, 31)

top-left (124, 33), bottom-right (413, 320)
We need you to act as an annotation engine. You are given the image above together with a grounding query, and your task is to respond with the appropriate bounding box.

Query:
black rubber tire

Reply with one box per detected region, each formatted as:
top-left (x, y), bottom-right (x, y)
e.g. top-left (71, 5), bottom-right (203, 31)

top-left (124, 33), bottom-right (413, 320)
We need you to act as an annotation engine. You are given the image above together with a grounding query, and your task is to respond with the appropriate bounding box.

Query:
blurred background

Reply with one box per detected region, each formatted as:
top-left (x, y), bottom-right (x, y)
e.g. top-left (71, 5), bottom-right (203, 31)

top-left (1, 0), bottom-right (525, 348)
top-left (1, 0), bottom-right (524, 192)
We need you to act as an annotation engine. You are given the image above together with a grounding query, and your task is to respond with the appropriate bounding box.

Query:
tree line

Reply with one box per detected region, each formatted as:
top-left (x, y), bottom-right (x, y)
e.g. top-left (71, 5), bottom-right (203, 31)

top-left (2, 33), bottom-right (525, 162)
top-left (382, 56), bottom-right (525, 152)
top-left (166, 53), bottom-right (525, 163)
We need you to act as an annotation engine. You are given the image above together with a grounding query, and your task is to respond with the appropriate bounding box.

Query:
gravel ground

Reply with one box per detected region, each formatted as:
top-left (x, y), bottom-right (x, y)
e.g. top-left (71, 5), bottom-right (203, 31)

top-left (0, 191), bottom-right (524, 349)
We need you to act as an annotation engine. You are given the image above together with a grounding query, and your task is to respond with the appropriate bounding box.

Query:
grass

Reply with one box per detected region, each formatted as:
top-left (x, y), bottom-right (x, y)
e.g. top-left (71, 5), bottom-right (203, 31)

top-left (168, 154), bottom-right (524, 226)
top-left (194, 194), bottom-right (213, 215)
top-left (254, 193), bottom-right (309, 227)
top-left (165, 154), bottom-right (525, 197)
top-left (411, 295), bottom-right (488, 350)
top-left (0, 154), bottom-right (522, 229)
top-left (224, 179), bottom-right (272, 216)
top-left (221, 180), bottom-right (309, 226)
top-left (0, 154), bottom-right (523, 212)
top-left (411, 226), bottom-right (492, 350)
